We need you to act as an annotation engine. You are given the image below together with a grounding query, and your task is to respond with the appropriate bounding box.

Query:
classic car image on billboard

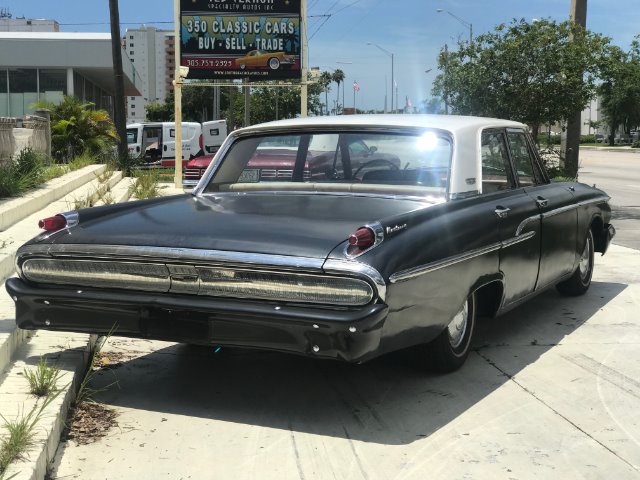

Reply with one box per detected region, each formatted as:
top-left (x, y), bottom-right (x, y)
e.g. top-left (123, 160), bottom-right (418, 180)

top-left (6, 115), bottom-right (615, 373)
top-left (234, 50), bottom-right (295, 70)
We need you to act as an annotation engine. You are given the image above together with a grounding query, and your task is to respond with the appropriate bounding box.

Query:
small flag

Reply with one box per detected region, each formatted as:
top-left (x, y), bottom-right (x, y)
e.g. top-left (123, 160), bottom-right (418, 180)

top-left (353, 81), bottom-right (360, 91)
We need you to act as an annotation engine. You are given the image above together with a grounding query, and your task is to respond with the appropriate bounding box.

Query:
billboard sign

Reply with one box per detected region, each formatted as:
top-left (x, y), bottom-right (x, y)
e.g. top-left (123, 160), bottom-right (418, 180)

top-left (179, 0), bottom-right (301, 80)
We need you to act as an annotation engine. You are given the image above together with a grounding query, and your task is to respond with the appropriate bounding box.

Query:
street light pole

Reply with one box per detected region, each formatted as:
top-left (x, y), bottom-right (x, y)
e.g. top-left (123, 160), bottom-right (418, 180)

top-left (436, 9), bottom-right (473, 43)
top-left (367, 42), bottom-right (394, 113)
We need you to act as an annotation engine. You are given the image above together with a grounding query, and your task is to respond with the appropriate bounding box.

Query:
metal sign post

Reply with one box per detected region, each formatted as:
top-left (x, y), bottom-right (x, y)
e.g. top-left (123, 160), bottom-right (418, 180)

top-left (300, 0), bottom-right (308, 117)
top-left (173, 0), bottom-right (183, 188)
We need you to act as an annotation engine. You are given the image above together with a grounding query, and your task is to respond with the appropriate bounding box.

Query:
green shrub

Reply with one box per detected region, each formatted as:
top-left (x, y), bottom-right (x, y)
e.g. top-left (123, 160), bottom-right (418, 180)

top-left (537, 134), bottom-right (561, 145)
top-left (580, 135), bottom-right (596, 144)
top-left (632, 140), bottom-right (640, 148)
top-left (14, 147), bottom-right (46, 189)
top-left (0, 148), bottom-right (48, 199)
top-left (23, 357), bottom-right (62, 397)
top-left (129, 169), bottom-right (160, 200)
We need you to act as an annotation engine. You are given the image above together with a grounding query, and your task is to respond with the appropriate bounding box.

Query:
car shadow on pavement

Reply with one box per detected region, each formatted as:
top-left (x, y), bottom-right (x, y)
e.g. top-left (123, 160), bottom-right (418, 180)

top-left (84, 280), bottom-right (626, 446)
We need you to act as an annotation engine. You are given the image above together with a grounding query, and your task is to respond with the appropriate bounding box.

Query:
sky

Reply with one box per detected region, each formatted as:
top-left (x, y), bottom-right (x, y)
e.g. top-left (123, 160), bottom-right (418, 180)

top-left (2, 0), bottom-right (638, 112)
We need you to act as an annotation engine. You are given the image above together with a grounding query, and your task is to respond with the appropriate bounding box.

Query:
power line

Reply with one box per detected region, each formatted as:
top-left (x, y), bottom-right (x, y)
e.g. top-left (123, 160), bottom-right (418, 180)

top-left (308, 0), bottom-right (364, 40)
top-left (59, 21), bottom-right (173, 26)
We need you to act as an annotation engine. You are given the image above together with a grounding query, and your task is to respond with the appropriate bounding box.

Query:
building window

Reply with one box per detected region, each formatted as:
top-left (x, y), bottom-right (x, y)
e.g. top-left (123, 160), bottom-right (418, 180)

top-left (0, 70), bottom-right (7, 117)
top-left (39, 69), bottom-right (67, 105)
top-left (131, 96), bottom-right (135, 101)
top-left (8, 68), bottom-right (37, 116)
top-left (130, 51), bottom-right (134, 56)
top-left (130, 35), bottom-right (134, 40)
top-left (130, 43), bottom-right (134, 47)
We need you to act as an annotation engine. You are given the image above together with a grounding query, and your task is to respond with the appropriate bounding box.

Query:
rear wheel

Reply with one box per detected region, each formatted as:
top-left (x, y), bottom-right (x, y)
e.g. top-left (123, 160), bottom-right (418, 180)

top-left (268, 57), bottom-right (280, 70)
top-left (414, 292), bottom-right (476, 373)
top-left (557, 229), bottom-right (594, 296)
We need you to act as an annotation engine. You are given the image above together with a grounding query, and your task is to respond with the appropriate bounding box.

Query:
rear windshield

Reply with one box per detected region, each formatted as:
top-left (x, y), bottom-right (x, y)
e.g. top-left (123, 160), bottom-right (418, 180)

top-left (203, 131), bottom-right (452, 196)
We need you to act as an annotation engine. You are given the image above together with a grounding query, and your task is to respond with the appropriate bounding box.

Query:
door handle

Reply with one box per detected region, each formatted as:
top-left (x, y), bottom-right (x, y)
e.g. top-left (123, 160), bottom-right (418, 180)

top-left (536, 196), bottom-right (549, 208)
top-left (494, 206), bottom-right (510, 218)
top-left (566, 186), bottom-right (575, 192)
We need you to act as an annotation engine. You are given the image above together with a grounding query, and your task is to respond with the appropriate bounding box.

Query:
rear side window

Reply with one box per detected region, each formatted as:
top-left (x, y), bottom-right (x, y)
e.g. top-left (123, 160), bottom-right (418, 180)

top-left (481, 131), bottom-right (514, 193)
top-left (507, 131), bottom-right (542, 186)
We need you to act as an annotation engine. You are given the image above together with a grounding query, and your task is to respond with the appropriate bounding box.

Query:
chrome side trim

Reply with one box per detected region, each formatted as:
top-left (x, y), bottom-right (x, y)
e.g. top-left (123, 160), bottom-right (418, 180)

top-left (323, 259), bottom-right (387, 302)
top-left (18, 244), bottom-right (326, 273)
top-left (515, 215), bottom-right (540, 236)
top-left (541, 196), bottom-right (609, 219)
top-left (501, 230), bottom-right (536, 248)
top-left (515, 196), bottom-right (610, 235)
top-left (389, 229), bottom-right (538, 284)
top-left (389, 241), bottom-right (502, 283)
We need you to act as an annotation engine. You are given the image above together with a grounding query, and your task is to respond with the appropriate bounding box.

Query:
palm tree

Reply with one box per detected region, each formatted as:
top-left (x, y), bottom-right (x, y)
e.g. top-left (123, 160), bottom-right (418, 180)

top-left (319, 71), bottom-right (332, 115)
top-left (332, 69), bottom-right (345, 114)
top-left (33, 96), bottom-right (118, 162)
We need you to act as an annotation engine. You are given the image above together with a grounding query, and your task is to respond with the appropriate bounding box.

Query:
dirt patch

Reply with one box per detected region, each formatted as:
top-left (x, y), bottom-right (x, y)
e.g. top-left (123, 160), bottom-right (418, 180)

top-left (64, 402), bottom-right (118, 445)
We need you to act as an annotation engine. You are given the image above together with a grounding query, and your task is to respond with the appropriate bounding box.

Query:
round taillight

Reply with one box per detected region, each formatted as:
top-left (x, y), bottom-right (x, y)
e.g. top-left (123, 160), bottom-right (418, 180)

top-left (348, 227), bottom-right (375, 249)
top-left (38, 215), bottom-right (67, 232)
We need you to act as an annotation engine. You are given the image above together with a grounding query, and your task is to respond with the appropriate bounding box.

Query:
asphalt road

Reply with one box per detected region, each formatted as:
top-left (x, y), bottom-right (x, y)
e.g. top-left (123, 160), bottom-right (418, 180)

top-left (578, 148), bottom-right (640, 250)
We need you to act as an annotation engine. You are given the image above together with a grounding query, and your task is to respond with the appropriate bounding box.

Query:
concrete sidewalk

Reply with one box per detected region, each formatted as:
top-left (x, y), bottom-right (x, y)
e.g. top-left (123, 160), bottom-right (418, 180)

top-left (49, 244), bottom-right (640, 480)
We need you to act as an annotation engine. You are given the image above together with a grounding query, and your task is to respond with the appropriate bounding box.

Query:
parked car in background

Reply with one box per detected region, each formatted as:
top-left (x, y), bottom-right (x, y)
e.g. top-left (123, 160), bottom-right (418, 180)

top-left (182, 134), bottom-right (402, 186)
top-left (202, 120), bottom-right (228, 155)
top-left (7, 115), bottom-right (615, 372)
top-left (127, 122), bottom-right (203, 165)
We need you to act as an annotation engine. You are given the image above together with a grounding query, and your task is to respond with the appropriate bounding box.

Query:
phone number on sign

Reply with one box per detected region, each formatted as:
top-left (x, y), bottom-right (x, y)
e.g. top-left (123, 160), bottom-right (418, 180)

top-left (185, 59), bottom-right (234, 68)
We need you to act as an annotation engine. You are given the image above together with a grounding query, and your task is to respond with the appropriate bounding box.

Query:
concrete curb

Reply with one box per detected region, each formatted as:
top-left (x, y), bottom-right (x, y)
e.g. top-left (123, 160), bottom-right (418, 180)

top-left (0, 165), bottom-right (107, 232)
top-left (0, 331), bottom-right (93, 480)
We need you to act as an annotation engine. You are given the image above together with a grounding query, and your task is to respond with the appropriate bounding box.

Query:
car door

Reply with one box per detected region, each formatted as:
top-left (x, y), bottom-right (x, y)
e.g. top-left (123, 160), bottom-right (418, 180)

top-left (481, 129), bottom-right (541, 306)
top-left (505, 129), bottom-right (578, 290)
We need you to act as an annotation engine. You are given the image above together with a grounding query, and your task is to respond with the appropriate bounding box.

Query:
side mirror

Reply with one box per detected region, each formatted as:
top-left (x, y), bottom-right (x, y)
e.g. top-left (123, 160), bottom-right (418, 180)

top-left (369, 146), bottom-right (378, 154)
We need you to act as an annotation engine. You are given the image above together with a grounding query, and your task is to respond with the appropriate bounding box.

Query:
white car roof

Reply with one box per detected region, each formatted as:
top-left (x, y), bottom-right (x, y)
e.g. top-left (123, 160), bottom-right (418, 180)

top-left (236, 114), bottom-right (527, 135)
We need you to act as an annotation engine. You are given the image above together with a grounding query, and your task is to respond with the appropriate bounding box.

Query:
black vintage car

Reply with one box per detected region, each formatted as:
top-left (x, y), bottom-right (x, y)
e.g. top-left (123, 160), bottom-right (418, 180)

top-left (6, 115), bottom-right (615, 372)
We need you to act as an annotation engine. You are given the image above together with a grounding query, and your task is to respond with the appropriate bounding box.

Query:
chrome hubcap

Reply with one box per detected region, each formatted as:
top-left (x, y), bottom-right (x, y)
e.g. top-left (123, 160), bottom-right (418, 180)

top-left (579, 237), bottom-right (591, 280)
top-left (448, 302), bottom-right (468, 349)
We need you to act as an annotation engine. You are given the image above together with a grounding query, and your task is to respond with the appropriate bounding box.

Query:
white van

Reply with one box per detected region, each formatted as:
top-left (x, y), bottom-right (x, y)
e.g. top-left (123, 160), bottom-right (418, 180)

top-left (127, 122), bottom-right (203, 166)
top-left (202, 120), bottom-right (228, 155)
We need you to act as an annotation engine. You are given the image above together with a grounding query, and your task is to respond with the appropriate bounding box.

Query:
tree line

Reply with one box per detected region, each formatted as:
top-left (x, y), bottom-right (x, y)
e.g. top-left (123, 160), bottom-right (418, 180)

top-left (431, 19), bottom-right (640, 158)
top-left (145, 69), bottom-right (349, 128)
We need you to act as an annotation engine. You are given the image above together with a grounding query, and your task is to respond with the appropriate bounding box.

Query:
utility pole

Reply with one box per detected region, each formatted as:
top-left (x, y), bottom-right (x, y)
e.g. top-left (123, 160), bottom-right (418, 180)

top-left (443, 43), bottom-right (449, 115)
top-left (243, 78), bottom-right (250, 127)
top-left (108, 0), bottom-right (127, 162)
top-left (173, 0), bottom-right (183, 188)
top-left (562, 0), bottom-right (587, 177)
top-left (300, 0), bottom-right (308, 116)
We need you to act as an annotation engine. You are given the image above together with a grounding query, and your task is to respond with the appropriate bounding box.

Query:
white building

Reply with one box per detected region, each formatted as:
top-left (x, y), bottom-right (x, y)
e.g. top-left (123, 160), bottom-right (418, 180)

top-left (0, 32), bottom-right (141, 118)
top-left (580, 96), bottom-right (604, 136)
top-left (124, 26), bottom-right (175, 122)
top-left (0, 17), bottom-right (59, 32)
